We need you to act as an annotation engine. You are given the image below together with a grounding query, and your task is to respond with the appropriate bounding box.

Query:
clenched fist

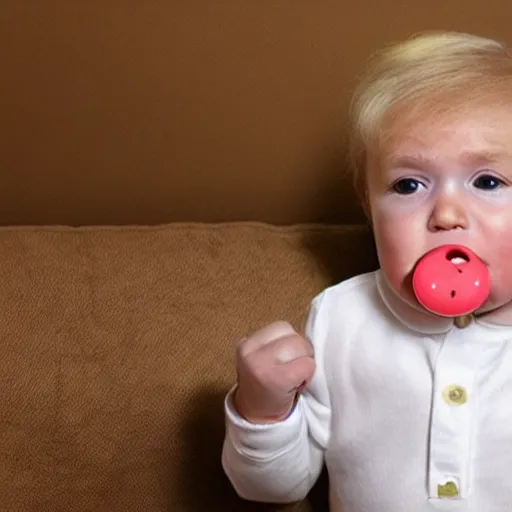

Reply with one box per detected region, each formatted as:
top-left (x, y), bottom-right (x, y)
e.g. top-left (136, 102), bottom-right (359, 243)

top-left (233, 321), bottom-right (316, 424)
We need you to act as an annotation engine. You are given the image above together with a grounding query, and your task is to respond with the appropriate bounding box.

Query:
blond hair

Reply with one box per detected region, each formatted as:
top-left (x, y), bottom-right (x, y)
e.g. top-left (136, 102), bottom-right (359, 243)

top-left (348, 31), bottom-right (512, 197)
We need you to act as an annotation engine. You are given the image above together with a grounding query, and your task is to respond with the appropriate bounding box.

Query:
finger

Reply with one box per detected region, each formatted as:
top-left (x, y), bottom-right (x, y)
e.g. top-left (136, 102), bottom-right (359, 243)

top-left (274, 334), bottom-right (314, 363)
top-left (250, 334), bottom-right (314, 366)
top-left (253, 350), bottom-right (315, 394)
top-left (239, 321), bottom-right (298, 356)
top-left (280, 356), bottom-right (316, 393)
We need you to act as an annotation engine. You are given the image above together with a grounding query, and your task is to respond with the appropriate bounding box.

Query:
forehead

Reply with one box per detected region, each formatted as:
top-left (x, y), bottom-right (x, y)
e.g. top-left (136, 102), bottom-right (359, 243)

top-left (393, 108), bottom-right (509, 148)
top-left (377, 100), bottom-right (512, 167)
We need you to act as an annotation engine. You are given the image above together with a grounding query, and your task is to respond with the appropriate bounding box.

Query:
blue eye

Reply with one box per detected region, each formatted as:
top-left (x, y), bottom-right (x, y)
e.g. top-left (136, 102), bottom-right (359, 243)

top-left (393, 178), bottom-right (421, 195)
top-left (473, 174), bottom-right (504, 190)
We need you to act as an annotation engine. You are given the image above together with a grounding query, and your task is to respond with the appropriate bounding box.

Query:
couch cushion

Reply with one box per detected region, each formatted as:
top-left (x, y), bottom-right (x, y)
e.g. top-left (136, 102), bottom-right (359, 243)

top-left (0, 222), bottom-right (377, 511)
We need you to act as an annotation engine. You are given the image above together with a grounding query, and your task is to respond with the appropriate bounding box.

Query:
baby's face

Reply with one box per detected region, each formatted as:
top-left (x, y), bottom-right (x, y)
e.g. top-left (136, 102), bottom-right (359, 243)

top-left (366, 105), bottom-right (512, 316)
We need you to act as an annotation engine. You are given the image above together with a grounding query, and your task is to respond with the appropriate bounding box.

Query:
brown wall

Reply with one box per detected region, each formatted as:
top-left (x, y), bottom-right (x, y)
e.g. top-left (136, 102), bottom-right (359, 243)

top-left (2, 2), bottom-right (511, 226)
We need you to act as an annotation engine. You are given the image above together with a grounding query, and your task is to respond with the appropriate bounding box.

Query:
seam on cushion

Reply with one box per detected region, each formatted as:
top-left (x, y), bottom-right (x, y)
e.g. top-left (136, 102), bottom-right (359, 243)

top-left (0, 221), bottom-right (368, 234)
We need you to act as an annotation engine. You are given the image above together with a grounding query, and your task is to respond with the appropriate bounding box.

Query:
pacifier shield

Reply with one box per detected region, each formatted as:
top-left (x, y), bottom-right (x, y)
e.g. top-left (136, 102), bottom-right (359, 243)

top-left (412, 244), bottom-right (490, 317)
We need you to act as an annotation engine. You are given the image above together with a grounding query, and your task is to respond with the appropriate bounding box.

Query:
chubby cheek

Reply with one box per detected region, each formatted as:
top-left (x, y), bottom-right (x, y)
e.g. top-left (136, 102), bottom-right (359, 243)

top-left (478, 211), bottom-right (512, 303)
top-left (491, 232), bottom-right (512, 302)
top-left (371, 207), bottom-right (421, 295)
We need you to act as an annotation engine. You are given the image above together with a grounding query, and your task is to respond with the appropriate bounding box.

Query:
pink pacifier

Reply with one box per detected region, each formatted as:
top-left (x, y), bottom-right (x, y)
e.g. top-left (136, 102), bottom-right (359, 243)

top-left (412, 244), bottom-right (490, 317)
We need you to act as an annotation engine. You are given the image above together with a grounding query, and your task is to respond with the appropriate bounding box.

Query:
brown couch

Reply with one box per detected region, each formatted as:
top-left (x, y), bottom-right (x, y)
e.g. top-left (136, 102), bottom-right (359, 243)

top-left (2, 222), bottom-right (377, 511)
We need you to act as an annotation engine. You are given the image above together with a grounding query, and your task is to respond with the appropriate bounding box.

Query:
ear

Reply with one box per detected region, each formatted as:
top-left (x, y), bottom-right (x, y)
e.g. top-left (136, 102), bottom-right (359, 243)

top-left (356, 182), bottom-right (372, 226)
top-left (361, 190), bottom-right (371, 221)
top-left (352, 158), bottom-right (372, 225)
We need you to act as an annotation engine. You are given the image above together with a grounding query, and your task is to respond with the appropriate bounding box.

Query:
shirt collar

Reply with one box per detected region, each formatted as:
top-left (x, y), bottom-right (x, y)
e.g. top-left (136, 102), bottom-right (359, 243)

top-left (375, 269), bottom-right (512, 335)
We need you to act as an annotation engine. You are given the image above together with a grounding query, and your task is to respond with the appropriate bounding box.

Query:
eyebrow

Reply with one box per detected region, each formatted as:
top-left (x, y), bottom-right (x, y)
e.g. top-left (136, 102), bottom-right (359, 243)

top-left (385, 149), bottom-right (510, 169)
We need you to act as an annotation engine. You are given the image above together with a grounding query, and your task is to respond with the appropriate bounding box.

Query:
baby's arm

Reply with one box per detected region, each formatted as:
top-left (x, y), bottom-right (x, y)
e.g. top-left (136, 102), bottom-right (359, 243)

top-left (221, 294), bottom-right (331, 503)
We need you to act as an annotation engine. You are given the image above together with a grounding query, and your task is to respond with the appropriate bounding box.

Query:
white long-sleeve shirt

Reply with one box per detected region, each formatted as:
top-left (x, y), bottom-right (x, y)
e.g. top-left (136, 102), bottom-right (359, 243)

top-left (222, 270), bottom-right (512, 511)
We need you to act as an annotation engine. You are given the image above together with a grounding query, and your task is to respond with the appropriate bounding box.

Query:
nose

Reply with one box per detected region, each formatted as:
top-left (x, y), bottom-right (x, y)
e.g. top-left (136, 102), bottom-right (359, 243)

top-left (427, 193), bottom-right (469, 232)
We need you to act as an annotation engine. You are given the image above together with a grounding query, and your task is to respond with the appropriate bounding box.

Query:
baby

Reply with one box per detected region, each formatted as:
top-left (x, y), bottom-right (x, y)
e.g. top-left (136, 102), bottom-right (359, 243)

top-left (221, 31), bottom-right (512, 511)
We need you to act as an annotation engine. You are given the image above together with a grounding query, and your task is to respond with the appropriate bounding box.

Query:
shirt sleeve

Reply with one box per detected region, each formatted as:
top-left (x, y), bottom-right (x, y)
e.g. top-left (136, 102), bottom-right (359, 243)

top-left (221, 291), bottom-right (331, 504)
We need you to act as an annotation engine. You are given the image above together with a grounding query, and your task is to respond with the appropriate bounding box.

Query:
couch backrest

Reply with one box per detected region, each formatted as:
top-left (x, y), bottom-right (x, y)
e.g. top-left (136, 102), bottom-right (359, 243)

top-left (2, 2), bottom-right (510, 226)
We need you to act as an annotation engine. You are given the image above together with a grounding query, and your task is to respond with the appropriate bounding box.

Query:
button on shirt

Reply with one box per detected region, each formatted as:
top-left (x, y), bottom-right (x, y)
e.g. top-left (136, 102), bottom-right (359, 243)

top-left (221, 270), bottom-right (512, 512)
